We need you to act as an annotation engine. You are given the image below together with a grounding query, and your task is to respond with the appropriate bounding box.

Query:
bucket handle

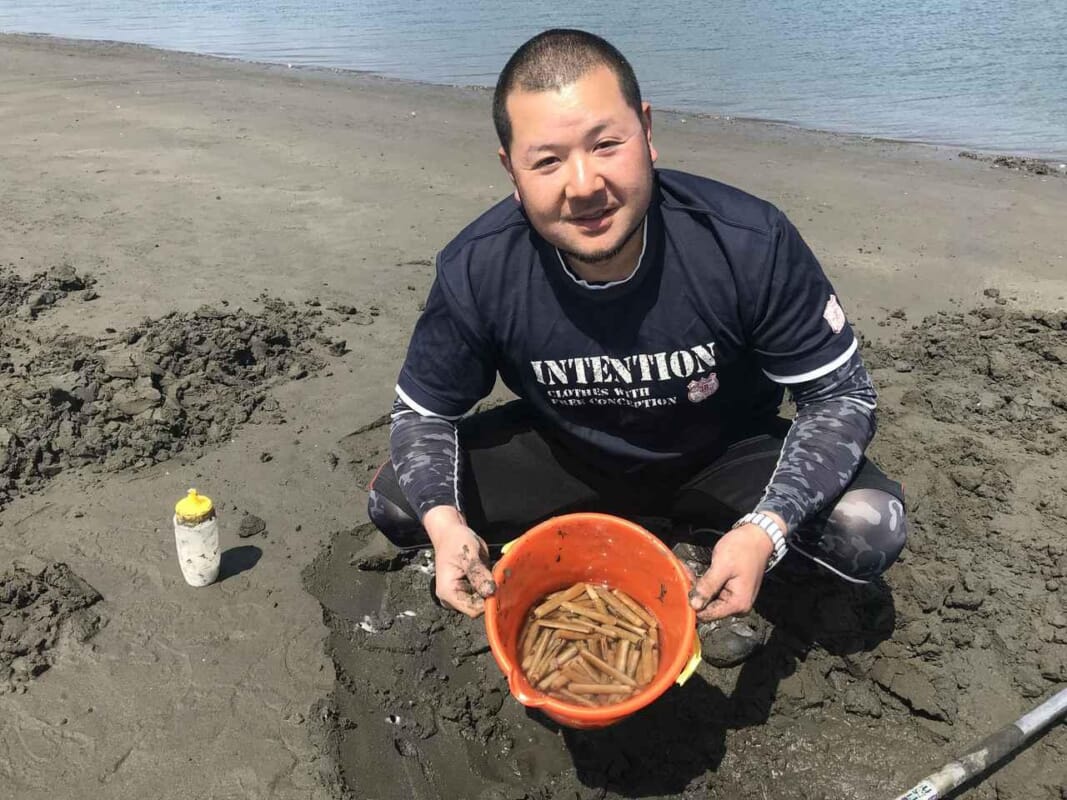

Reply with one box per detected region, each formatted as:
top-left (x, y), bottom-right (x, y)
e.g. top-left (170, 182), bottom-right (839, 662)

top-left (675, 637), bottom-right (702, 686)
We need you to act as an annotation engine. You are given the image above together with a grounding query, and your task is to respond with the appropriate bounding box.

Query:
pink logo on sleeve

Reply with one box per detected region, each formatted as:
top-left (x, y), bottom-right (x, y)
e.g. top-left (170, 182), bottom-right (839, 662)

top-left (823, 294), bottom-right (846, 334)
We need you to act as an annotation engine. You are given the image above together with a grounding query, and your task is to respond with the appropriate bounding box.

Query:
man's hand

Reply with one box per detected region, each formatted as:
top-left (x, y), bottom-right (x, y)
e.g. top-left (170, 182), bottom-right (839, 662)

top-left (424, 506), bottom-right (496, 618)
top-left (687, 522), bottom-right (777, 622)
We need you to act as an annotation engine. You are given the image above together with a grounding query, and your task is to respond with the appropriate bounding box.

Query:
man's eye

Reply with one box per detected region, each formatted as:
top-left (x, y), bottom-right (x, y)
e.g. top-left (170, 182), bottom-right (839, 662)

top-left (533, 157), bottom-right (558, 169)
top-left (595, 140), bottom-right (620, 151)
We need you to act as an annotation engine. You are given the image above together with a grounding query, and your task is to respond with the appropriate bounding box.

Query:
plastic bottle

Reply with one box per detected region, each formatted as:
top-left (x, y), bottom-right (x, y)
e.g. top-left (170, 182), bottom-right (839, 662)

top-left (173, 488), bottom-right (220, 587)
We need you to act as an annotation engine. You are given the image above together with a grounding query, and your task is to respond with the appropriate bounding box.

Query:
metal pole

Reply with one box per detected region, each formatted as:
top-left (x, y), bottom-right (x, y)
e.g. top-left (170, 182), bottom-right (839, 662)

top-left (891, 687), bottom-right (1067, 800)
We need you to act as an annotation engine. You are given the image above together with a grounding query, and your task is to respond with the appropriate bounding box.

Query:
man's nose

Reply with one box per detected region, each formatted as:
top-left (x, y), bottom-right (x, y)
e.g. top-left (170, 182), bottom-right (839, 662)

top-left (564, 155), bottom-right (604, 200)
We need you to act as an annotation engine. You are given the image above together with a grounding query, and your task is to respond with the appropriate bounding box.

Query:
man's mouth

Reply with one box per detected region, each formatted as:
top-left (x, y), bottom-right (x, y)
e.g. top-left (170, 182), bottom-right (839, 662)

top-left (567, 207), bottom-right (617, 229)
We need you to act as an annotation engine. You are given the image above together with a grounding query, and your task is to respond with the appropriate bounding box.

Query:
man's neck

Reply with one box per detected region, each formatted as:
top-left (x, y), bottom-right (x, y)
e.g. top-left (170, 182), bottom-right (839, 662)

top-left (562, 220), bottom-right (646, 284)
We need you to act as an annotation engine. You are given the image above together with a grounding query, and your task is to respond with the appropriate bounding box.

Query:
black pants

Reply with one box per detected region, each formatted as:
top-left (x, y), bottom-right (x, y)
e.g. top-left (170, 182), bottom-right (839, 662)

top-left (368, 401), bottom-right (906, 583)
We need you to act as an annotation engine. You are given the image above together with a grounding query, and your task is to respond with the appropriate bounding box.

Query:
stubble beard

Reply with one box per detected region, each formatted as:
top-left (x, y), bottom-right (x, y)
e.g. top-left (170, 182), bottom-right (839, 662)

top-left (561, 211), bottom-right (646, 265)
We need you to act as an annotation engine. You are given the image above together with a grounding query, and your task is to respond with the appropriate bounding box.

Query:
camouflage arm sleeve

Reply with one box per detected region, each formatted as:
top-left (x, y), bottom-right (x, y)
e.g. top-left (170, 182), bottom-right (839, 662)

top-left (755, 351), bottom-right (877, 531)
top-left (388, 395), bottom-right (463, 520)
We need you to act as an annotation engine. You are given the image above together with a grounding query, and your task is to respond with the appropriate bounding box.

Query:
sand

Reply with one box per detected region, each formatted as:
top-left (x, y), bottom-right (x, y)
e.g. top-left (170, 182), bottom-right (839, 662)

top-left (0, 31), bottom-right (1064, 800)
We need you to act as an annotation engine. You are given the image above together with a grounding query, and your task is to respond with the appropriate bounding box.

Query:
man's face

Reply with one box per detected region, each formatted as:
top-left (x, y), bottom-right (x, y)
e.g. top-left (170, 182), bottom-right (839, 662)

top-left (499, 65), bottom-right (657, 266)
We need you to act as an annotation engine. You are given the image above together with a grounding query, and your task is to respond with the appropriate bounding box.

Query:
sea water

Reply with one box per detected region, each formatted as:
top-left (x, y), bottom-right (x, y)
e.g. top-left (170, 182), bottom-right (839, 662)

top-left (2, 0), bottom-right (1065, 158)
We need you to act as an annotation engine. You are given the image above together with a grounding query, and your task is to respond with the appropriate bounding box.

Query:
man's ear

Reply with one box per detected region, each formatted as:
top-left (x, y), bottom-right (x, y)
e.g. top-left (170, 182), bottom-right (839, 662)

top-left (641, 102), bottom-right (658, 164)
top-left (498, 147), bottom-right (521, 202)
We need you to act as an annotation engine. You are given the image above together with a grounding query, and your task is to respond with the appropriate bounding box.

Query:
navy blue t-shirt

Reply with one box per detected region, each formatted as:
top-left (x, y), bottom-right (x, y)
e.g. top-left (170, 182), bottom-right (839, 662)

top-left (396, 169), bottom-right (856, 466)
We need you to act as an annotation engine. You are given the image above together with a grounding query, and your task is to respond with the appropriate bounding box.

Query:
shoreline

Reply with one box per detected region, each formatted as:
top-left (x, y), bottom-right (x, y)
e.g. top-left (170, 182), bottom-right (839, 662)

top-left (4, 30), bottom-right (1066, 164)
top-left (3, 30), bottom-right (1066, 328)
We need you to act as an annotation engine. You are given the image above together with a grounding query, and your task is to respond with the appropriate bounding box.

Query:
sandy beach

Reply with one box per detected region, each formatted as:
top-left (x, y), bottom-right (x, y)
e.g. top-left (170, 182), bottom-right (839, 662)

top-left (1, 32), bottom-right (1065, 800)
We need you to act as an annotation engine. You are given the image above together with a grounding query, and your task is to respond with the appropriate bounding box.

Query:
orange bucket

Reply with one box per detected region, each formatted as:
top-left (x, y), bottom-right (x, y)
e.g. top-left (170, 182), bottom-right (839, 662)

top-left (484, 512), bottom-right (702, 729)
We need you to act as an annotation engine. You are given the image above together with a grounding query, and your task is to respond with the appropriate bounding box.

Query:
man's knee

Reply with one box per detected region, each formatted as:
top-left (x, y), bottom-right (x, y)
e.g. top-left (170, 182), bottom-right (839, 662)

top-left (793, 486), bottom-right (909, 584)
top-left (367, 487), bottom-right (424, 548)
top-left (820, 488), bottom-right (907, 582)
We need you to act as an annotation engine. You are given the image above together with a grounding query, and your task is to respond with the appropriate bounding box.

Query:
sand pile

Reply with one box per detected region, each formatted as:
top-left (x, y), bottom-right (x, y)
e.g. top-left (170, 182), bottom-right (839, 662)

top-left (864, 305), bottom-right (1067, 705)
top-left (0, 561), bottom-right (103, 695)
top-left (0, 266), bottom-right (347, 508)
top-left (307, 304), bottom-right (1067, 800)
top-left (865, 300), bottom-right (1067, 453)
top-left (0, 263), bottom-right (97, 321)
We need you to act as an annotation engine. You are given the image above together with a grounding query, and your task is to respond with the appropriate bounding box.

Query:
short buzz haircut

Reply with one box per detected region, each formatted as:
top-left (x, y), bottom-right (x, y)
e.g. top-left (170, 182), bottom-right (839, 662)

top-left (492, 29), bottom-right (643, 154)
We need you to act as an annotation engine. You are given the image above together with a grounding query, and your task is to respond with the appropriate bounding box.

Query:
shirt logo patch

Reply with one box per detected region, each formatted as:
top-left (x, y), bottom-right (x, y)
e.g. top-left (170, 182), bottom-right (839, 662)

top-left (823, 294), bottom-right (846, 334)
top-left (687, 374), bottom-right (719, 403)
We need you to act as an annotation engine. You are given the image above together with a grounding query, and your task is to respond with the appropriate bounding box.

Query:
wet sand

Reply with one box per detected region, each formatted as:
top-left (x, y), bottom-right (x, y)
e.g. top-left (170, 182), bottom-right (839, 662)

top-left (0, 32), bottom-right (1065, 800)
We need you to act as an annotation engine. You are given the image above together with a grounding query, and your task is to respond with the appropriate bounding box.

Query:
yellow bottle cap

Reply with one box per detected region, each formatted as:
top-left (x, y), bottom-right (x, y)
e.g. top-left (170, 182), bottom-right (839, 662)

top-left (175, 488), bottom-right (214, 524)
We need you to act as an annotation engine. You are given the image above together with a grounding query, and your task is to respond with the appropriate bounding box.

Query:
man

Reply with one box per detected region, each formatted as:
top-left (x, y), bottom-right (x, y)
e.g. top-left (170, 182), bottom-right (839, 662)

top-left (366, 29), bottom-right (906, 663)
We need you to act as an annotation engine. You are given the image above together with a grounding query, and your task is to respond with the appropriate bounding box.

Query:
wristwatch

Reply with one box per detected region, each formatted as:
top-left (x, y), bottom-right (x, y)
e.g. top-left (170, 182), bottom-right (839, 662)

top-left (732, 511), bottom-right (788, 571)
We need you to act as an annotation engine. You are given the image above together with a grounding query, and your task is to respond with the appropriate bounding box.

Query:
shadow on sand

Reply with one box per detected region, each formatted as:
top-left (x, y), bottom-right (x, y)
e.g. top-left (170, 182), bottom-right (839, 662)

top-left (218, 545), bottom-right (262, 581)
top-left (533, 563), bottom-right (897, 797)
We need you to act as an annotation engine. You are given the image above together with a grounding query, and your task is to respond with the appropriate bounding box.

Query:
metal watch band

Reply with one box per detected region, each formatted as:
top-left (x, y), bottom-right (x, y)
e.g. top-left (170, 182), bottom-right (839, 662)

top-left (733, 511), bottom-right (788, 571)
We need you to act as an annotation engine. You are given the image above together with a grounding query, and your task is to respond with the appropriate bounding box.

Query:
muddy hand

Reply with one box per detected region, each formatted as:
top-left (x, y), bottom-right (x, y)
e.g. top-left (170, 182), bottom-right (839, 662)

top-left (688, 524), bottom-right (773, 622)
top-left (431, 525), bottom-right (496, 618)
top-left (422, 506), bottom-right (496, 617)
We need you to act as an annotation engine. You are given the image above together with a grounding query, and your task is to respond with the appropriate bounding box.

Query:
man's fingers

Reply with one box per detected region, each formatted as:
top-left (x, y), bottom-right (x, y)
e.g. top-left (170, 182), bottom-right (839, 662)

top-left (455, 592), bottom-right (486, 618)
top-left (464, 557), bottom-right (497, 599)
top-left (437, 580), bottom-right (486, 618)
top-left (689, 562), bottom-right (728, 611)
top-left (696, 570), bottom-right (761, 621)
top-left (448, 597), bottom-right (486, 618)
top-left (697, 596), bottom-right (739, 622)
top-left (458, 540), bottom-right (496, 599)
